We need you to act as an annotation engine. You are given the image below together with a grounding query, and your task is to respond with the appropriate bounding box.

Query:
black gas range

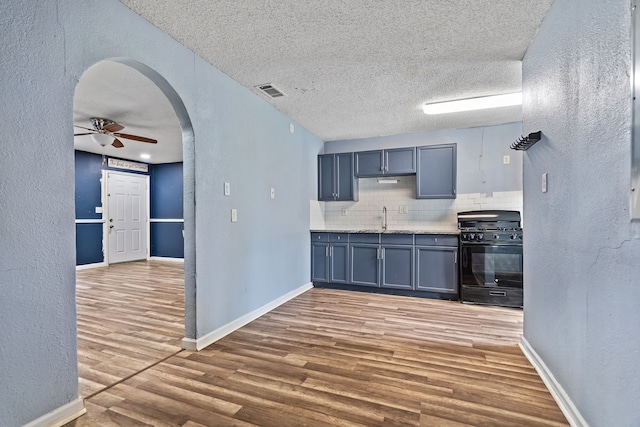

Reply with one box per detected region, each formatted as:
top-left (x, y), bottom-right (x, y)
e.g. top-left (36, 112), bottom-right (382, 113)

top-left (457, 210), bottom-right (523, 308)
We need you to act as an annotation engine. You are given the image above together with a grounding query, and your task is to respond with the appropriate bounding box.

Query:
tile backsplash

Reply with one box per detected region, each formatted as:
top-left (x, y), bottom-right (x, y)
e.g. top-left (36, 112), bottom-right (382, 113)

top-left (312, 176), bottom-right (522, 231)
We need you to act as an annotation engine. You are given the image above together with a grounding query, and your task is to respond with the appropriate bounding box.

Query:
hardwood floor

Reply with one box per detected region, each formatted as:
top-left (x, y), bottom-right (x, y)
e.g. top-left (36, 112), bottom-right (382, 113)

top-left (70, 280), bottom-right (568, 426)
top-left (76, 260), bottom-right (185, 398)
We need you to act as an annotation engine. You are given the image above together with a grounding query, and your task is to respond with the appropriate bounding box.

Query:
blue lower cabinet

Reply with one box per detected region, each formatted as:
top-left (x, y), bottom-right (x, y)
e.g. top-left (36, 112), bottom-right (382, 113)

top-left (311, 233), bottom-right (349, 284)
top-left (311, 242), bottom-right (330, 282)
top-left (415, 246), bottom-right (458, 294)
top-left (312, 232), bottom-right (459, 298)
top-left (381, 245), bottom-right (414, 290)
top-left (350, 244), bottom-right (380, 287)
top-left (329, 242), bottom-right (349, 284)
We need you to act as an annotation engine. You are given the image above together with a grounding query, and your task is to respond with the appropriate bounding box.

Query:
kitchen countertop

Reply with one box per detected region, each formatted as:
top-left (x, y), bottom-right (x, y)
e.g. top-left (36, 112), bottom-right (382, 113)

top-left (311, 229), bottom-right (459, 235)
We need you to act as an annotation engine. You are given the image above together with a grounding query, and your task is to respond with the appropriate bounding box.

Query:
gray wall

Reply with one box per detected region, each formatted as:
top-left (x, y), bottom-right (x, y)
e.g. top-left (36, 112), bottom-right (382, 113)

top-left (325, 122), bottom-right (524, 194)
top-left (522, 0), bottom-right (640, 425)
top-left (0, 1), bottom-right (322, 425)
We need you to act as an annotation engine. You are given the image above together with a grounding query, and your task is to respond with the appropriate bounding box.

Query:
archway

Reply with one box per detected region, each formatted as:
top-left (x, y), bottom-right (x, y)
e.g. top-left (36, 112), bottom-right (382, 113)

top-left (73, 58), bottom-right (195, 397)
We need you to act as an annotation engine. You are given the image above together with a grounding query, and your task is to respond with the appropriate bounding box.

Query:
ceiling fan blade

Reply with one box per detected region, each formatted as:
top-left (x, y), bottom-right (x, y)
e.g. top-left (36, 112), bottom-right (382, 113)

top-left (74, 132), bottom-right (95, 136)
top-left (113, 133), bottom-right (157, 144)
top-left (111, 138), bottom-right (125, 148)
top-left (103, 122), bottom-right (124, 133)
top-left (74, 125), bottom-right (95, 132)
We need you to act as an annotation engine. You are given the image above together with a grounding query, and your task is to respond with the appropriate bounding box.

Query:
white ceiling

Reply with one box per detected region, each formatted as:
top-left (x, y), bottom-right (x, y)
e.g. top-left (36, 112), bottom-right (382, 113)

top-left (74, 1), bottom-right (553, 163)
top-left (73, 61), bottom-right (183, 164)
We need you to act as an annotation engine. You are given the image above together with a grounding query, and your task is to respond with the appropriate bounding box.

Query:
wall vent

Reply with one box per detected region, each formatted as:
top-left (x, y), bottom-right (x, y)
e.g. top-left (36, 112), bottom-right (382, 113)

top-left (256, 84), bottom-right (286, 98)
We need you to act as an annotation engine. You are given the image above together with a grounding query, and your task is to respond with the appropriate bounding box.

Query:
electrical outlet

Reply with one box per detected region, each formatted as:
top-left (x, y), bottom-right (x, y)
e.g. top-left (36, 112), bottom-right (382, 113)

top-left (95, 206), bottom-right (103, 214)
top-left (224, 182), bottom-right (231, 196)
top-left (270, 187), bottom-right (275, 199)
top-left (503, 155), bottom-right (510, 165)
top-left (542, 173), bottom-right (548, 193)
top-left (341, 208), bottom-right (348, 216)
top-left (399, 205), bottom-right (409, 214)
top-left (231, 208), bottom-right (238, 222)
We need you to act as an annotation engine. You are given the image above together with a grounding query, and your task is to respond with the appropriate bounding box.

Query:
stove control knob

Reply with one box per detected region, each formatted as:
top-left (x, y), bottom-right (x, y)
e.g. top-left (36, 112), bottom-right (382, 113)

top-left (477, 233), bottom-right (484, 241)
top-left (469, 234), bottom-right (475, 240)
top-left (493, 234), bottom-right (499, 239)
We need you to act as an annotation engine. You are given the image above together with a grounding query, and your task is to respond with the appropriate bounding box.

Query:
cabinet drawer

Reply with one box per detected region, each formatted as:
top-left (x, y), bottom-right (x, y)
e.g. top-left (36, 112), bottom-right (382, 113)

top-left (349, 233), bottom-right (380, 244)
top-left (381, 234), bottom-right (413, 245)
top-left (311, 232), bottom-right (329, 242)
top-left (414, 234), bottom-right (458, 247)
top-left (329, 233), bottom-right (349, 242)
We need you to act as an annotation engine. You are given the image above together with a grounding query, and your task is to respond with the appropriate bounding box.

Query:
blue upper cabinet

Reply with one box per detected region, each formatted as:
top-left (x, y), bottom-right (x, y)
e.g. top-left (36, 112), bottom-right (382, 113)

top-left (416, 144), bottom-right (457, 199)
top-left (318, 153), bottom-right (358, 201)
top-left (354, 147), bottom-right (416, 177)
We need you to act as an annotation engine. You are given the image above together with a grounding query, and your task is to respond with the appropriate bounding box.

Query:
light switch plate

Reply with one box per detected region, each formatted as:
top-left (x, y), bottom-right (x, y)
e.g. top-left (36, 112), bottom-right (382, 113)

top-left (270, 188), bottom-right (275, 199)
top-left (231, 209), bottom-right (237, 222)
top-left (341, 208), bottom-right (348, 216)
top-left (503, 155), bottom-right (510, 165)
top-left (95, 206), bottom-right (103, 214)
top-left (399, 205), bottom-right (409, 214)
top-left (542, 173), bottom-right (548, 193)
top-left (224, 182), bottom-right (231, 196)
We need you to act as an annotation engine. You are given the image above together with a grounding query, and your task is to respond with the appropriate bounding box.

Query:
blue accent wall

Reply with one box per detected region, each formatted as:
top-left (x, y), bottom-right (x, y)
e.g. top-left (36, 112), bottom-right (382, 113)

top-left (75, 223), bottom-right (104, 265)
top-left (150, 162), bottom-right (183, 218)
top-left (74, 152), bottom-right (184, 263)
top-left (150, 162), bottom-right (184, 258)
top-left (75, 151), bottom-right (103, 219)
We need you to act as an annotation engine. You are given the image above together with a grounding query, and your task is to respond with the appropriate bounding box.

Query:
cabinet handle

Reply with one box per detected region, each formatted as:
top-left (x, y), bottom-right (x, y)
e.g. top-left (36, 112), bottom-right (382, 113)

top-left (385, 152), bottom-right (389, 171)
top-left (454, 251), bottom-right (458, 264)
top-left (326, 246), bottom-right (330, 257)
top-left (330, 246), bottom-right (333, 257)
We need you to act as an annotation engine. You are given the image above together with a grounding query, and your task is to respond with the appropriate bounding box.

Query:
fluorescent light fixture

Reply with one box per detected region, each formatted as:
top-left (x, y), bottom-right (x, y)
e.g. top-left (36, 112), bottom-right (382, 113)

top-left (377, 179), bottom-right (399, 184)
top-left (423, 92), bottom-right (522, 115)
top-left (140, 153), bottom-right (151, 160)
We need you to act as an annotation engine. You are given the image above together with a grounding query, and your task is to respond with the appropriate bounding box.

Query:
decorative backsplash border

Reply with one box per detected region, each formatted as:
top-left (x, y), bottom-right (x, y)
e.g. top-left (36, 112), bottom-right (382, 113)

top-left (311, 177), bottom-right (523, 231)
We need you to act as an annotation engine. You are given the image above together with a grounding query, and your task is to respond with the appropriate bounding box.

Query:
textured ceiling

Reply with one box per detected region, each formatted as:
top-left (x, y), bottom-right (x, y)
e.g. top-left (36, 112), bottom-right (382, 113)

top-left (74, 60), bottom-right (182, 164)
top-left (118, 0), bottom-right (553, 142)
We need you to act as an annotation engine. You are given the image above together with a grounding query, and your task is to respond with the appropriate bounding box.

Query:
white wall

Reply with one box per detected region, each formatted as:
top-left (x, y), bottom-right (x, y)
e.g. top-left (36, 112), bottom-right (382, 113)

top-left (522, 0), bottom-right (640, 425)
top-left (0, 1), bottom-right (323, 425)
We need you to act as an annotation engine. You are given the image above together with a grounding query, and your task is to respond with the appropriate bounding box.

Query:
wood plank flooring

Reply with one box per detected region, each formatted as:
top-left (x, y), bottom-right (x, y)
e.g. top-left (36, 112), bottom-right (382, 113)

top-left (70, 276), bottom-right (568, 426)
top-left (76, 260), bottom-right (185, 398)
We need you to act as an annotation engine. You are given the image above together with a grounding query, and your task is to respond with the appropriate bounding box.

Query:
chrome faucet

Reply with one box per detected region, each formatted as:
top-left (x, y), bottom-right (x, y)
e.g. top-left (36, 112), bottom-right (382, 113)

top-left (382, 206), bottom-right (387, 231)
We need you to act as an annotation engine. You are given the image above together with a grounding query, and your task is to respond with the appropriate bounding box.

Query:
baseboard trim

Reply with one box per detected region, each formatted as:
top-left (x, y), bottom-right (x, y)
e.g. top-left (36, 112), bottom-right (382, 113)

top-left (149, 256), bottom-right (184, 262)
top-left (23, 398), bottom-right (86, 427)
top-left (182, 282), bottom-right (313, 351)
top-left (75, 262), bottom-right (107, 270)
top-left (519, 337), bottom-right (588, 427)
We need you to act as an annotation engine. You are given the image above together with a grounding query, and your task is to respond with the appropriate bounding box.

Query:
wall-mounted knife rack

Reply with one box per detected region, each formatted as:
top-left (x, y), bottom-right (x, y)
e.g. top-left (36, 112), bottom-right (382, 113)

top-left (511, 131), bottom-right (542, 151)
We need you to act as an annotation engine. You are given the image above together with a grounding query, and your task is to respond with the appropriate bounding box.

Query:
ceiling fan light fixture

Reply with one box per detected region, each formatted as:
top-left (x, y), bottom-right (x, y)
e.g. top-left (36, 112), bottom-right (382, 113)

top-left (140, 153), bottom-right (151, 160)
top-left (91, 133), bottom-right (113, 147)
top-left (423, 92), bottom-right (522, 115)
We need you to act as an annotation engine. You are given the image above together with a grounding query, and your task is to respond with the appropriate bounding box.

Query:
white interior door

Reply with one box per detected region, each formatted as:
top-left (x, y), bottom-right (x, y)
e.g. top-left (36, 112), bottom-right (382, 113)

top-left (107, 171), bottom-right (149, 264)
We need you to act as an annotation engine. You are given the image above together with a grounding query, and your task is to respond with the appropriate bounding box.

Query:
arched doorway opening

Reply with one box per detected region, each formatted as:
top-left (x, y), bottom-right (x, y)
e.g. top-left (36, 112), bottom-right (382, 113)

top-left (73, 58), bottom-right (195, 398)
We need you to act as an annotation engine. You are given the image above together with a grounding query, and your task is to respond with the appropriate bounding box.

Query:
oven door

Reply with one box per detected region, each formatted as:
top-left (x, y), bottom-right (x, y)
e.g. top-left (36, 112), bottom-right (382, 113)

top-left (460, 243), bottom-right (523, 288)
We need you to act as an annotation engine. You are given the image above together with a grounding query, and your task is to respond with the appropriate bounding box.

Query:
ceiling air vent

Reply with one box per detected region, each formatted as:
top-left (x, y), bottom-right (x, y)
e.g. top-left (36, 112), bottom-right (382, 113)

top-left (256, 84), bottom-right (286, 98)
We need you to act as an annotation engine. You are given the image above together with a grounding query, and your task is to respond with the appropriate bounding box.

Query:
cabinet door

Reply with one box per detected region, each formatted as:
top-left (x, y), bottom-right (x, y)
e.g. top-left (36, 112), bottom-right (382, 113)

top-left (416, 144), bottom-right (457, 199)
top-left (318, 154), bottom-right (336, 201)
top-left (335, 153), bottom-right (355, 201)
top-left (350, 244), bottom-right (380, 287)
top-left (354, 150), bottom-right (384, 177)
top-left (381, 245), bottom-right (413, 290)
top-left (311, 242), bottom-right (329, 282)
top-left (415, 246), bottom-right (458, 293)
top-left (385, 147), bottom-right (416, 175)
top-left (329, 243), bottom-right (349, 284)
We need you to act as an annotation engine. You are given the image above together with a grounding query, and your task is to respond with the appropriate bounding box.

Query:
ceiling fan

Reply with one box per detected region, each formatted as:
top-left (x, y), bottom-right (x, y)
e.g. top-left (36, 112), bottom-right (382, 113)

top-left (74, 117), bottom-right (157, 148)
